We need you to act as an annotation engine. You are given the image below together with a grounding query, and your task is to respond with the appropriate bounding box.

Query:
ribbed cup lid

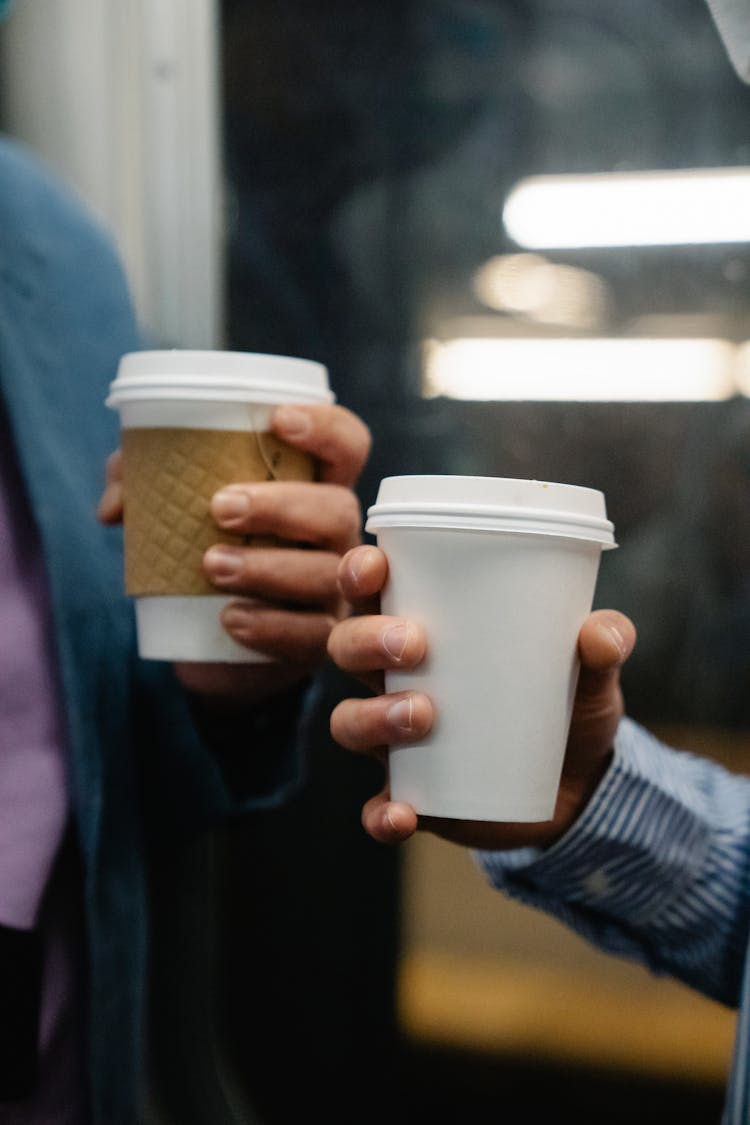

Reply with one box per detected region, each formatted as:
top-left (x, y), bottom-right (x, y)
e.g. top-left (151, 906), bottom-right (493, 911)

top-left (106, 350), bottom-right (334, 407)
top-left (366, 475), bottom-right (616, 547)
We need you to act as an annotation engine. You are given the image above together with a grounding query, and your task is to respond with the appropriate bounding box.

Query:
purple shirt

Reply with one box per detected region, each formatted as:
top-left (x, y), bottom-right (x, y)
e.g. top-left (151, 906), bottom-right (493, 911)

top-left (0, 413), bottom-right (68, 928)
top-left (0, 410), bottom-right (87, 1121)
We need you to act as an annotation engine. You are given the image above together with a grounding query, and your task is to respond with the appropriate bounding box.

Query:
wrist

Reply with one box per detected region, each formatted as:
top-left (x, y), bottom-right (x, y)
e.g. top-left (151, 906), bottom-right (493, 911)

top-left (545, 746), bottom-right (615, 848)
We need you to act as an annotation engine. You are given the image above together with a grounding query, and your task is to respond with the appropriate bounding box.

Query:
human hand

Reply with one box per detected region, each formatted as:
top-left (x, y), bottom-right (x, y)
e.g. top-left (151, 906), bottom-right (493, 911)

top-left (98, 404), bottom-right (371, 706)
top-left (327, 544), bottom-right (636, 850)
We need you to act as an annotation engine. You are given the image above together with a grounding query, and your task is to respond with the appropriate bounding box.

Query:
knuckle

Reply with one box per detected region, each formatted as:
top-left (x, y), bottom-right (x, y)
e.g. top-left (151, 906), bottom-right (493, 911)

top-left (330, 700), bottom-right (356, 746)
top-left (354, 419), bottom-right (372, 463)
top-left (342, 489), bottom-right (363, 529)
top-left (326, 616), bottom-right (353, 661)
top-left (329, 487), bottom-right (362, 541)
top-left (351, 614), bottom-right (380, 655)
top-left (326, 627), bottom-right (339, 661)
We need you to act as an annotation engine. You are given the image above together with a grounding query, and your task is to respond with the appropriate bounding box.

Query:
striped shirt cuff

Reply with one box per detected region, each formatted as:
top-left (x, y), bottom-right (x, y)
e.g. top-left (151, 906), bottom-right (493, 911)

top-left (477, 717), bottom-right (750, 1004)
top-left (479, 719), bottom-right (710, 923)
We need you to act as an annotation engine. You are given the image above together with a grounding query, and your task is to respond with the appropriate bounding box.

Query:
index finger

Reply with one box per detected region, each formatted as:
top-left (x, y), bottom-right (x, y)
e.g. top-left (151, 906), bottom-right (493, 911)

top-left (270, 404), bottom-right (371, 486)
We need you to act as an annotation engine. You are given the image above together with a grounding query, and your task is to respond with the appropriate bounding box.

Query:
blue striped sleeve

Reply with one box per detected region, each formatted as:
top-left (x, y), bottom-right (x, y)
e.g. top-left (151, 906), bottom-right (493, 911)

top-left (476, 717), bottom-right (750, 1007)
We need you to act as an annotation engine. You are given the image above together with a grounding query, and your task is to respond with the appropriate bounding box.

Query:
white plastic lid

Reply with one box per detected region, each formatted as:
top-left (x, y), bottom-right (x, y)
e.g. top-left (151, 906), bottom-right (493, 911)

top-left (366, 475), bottom-right (616, 547)
top-left (106, 350), bottom-right (334, 408)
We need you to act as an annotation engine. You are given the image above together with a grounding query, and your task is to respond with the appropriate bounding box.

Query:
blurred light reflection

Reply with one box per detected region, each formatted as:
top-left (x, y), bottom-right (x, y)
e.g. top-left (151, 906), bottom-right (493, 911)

top-left (423, 336), bottom-right (738, 401)
top-left (504, 168), bottom-right (750, 249)
top-left (472, 253), bottom-right (609, 329)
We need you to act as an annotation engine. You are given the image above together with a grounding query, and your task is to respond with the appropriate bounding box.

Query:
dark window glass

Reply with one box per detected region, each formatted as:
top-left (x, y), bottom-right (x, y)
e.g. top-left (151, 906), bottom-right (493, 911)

top-left (215, 6), bottom-right (748, 1121)
top-left (221, 0), bottom-right (750, 734)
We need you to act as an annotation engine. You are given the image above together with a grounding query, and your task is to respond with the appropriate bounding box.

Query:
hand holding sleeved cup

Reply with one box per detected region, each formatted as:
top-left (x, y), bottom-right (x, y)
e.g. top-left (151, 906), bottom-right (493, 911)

top-left (327, 544), bottom-right (636, 851)
top-left (99, 401), bottom-right (371, 705)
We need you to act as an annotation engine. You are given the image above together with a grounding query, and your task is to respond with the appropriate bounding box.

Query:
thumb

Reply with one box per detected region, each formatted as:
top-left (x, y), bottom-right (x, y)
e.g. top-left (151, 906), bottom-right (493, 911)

top-left (569, 610), bottom-right (637, 761)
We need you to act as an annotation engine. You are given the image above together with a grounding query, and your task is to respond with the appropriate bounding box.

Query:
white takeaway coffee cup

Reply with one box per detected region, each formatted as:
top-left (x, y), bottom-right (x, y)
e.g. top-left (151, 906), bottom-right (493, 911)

top-left (365, 475), bottom-right (617, 822)
top-left (106, 349), bottom-right (334, 663)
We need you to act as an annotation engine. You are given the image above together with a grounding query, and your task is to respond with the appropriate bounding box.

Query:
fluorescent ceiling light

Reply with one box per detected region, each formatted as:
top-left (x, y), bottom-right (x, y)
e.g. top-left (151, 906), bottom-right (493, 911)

top-left (423, 337), bottom-right (737, 402)
top-left (733, 343), bottom-right (750, 396)
top-left (503, 168), bottom-right (750, 248)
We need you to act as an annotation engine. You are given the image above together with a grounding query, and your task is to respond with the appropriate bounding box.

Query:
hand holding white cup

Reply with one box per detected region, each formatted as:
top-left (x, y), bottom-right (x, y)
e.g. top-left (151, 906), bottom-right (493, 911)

top-left (329, 475), bottom-right (631, 844)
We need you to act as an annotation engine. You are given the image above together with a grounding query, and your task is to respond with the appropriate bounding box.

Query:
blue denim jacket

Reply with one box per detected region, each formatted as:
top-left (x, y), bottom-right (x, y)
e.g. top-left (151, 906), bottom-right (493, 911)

top-left (0, 135), bottom-right (307, 1123)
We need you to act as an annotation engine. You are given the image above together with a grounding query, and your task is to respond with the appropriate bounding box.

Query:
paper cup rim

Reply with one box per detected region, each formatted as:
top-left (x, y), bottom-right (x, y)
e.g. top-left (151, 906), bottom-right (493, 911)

top-left (365, 475), bottom-right (616, 547)
top-left (366, 508), bottom-right (616, 546)
top-left (106, 350), bottom-right (334, 407)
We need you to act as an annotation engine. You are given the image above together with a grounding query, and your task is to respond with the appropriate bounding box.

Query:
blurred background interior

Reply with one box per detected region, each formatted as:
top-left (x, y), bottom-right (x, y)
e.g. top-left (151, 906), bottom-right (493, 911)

top-left (2, 0), bottom-right (750, 1121)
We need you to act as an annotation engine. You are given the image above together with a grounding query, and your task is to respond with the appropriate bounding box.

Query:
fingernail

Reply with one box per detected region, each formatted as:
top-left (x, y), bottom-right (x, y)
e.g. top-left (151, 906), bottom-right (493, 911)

top-left (204, 546), bottom-right (243, 580)
top-left (382, 622), bottom-right (410, 662)
top-left (346, 549), bottom-right (371, 591)
top-left (212, 487), bottom-right (251, 526)
top-left (387, 697), bottom-right (414, 732)
top-left (384, 808), bottom-right (400, 833)
top-left (597, 621), bottom-right (626, 660)
top-left (273, 406), bottom-right (312, 438)
top-left (221, 605), bottom-right (252, 636)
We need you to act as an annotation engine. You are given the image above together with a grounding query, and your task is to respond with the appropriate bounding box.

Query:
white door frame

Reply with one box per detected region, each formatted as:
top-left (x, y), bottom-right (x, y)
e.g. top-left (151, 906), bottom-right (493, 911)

top-left (0, 0), bottom-right (224, 349)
